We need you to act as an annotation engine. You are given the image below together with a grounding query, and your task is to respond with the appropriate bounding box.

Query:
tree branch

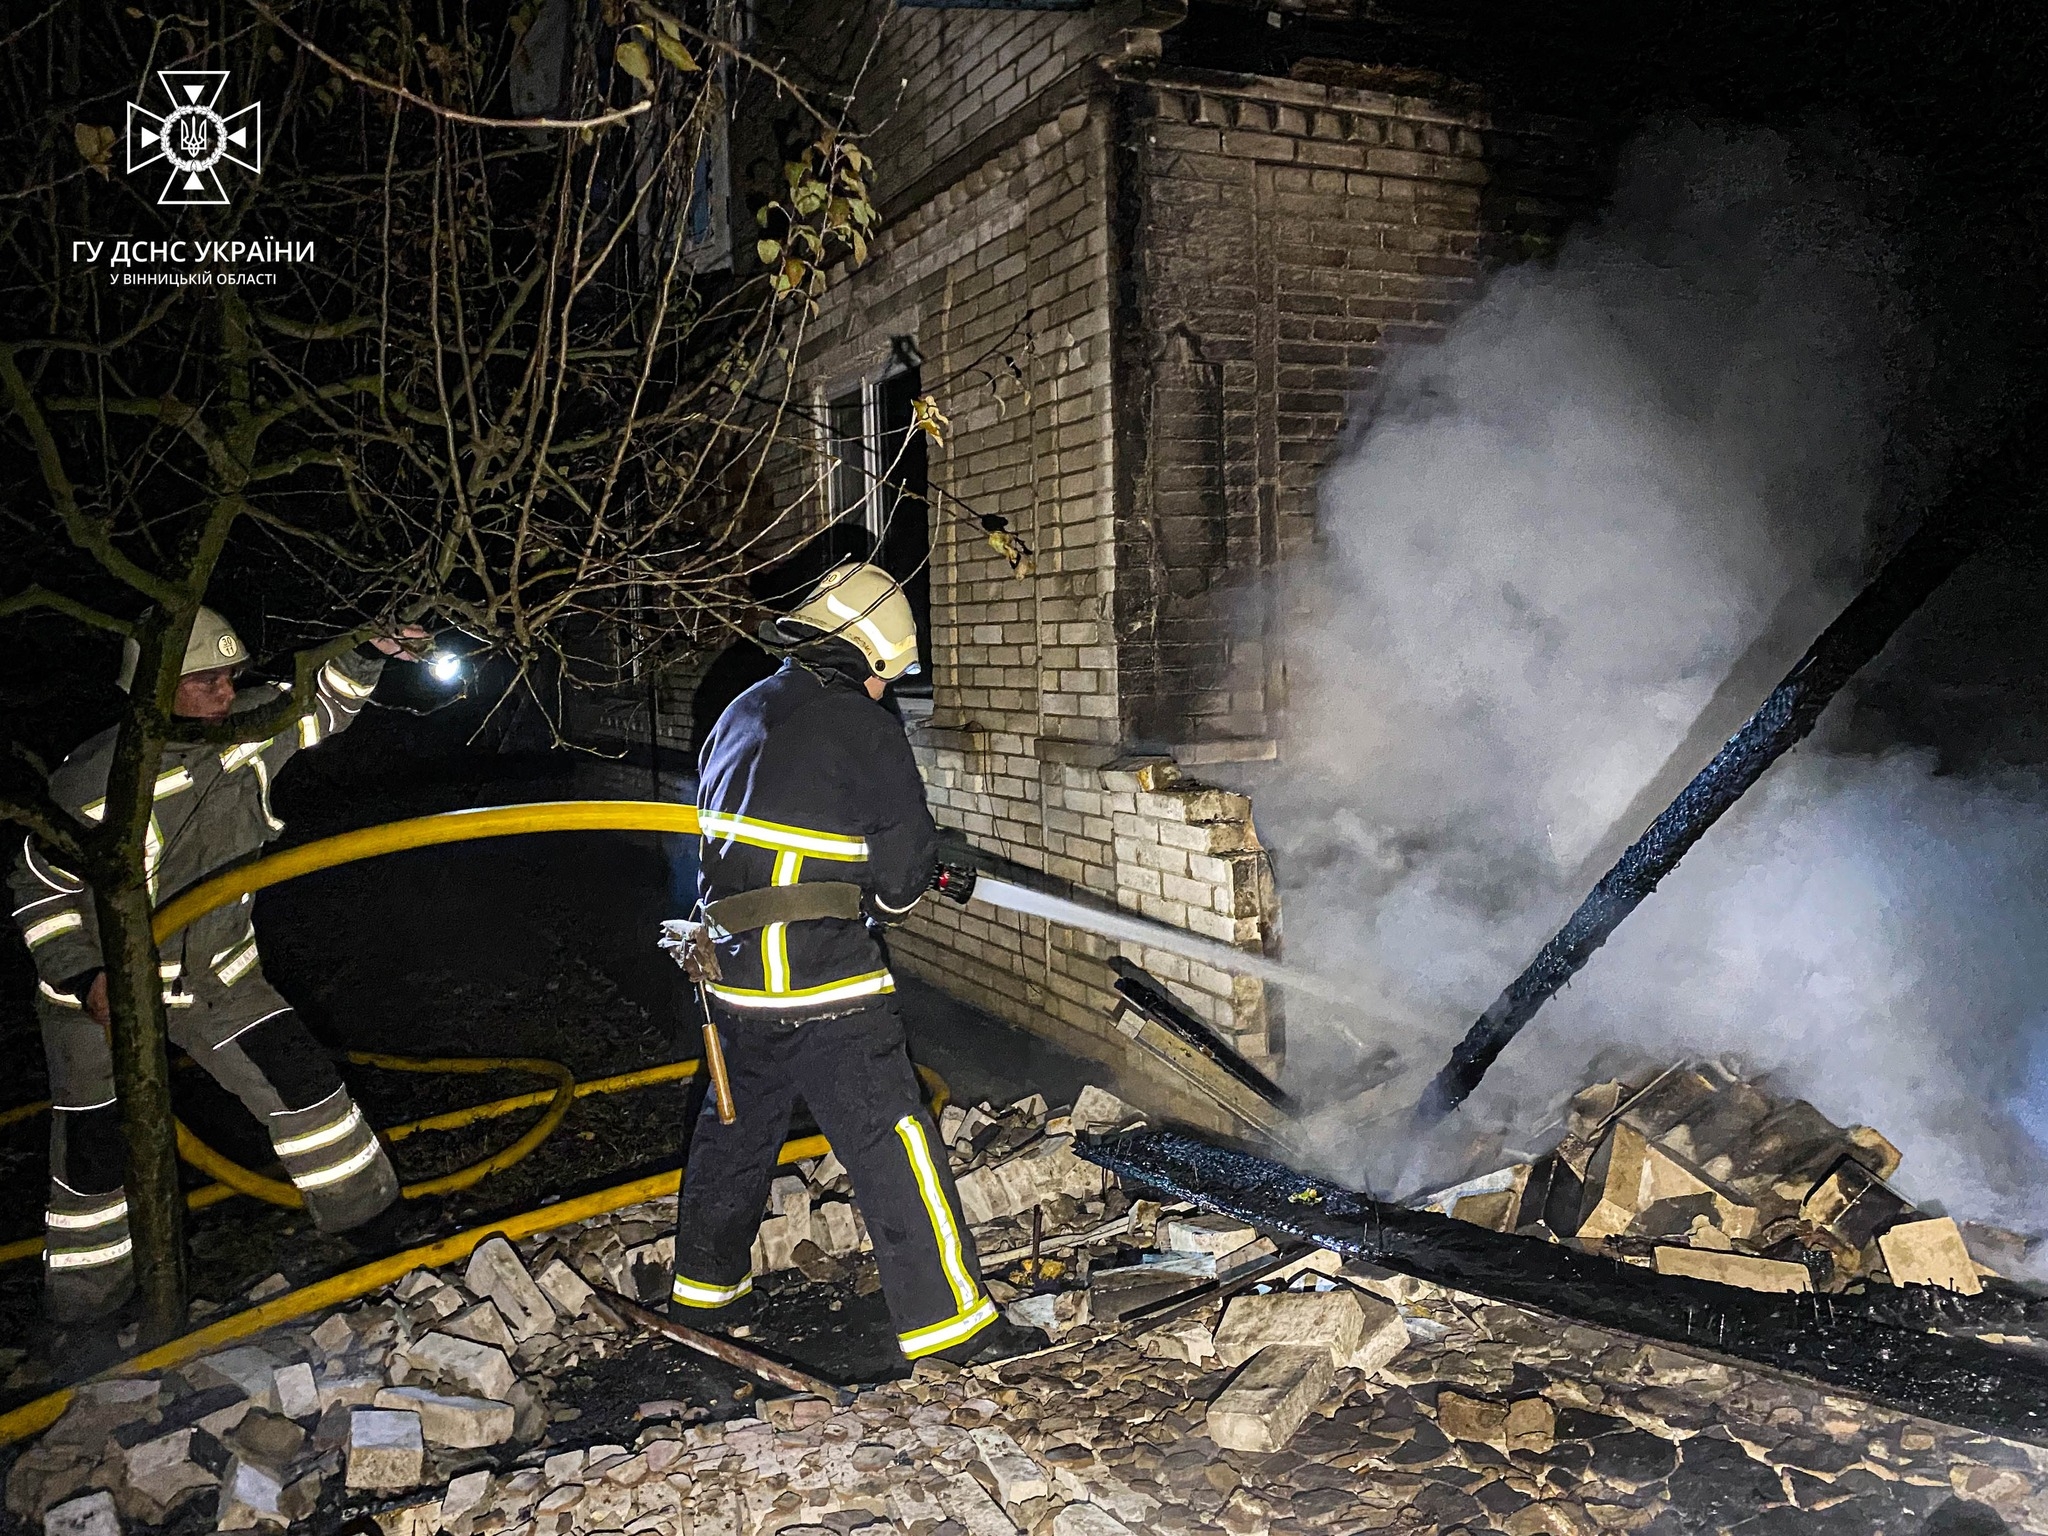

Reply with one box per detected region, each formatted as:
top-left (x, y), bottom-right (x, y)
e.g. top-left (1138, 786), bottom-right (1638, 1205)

top-left (0, 584), bottom-right (135, 636)
top-left (0, 345), bottom-right (183, 605)
top-left (0, 779), bottom-right (89, 866)
top-left (249, 1), bottom-right (653, 131)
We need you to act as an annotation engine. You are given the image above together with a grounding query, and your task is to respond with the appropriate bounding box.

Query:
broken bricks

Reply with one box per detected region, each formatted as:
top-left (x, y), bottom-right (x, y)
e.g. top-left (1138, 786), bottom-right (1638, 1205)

top-left (1211, 1286), bottom-right (1407, 1372)
top-left (1441, 1060), bottom-right (1994, 1297)
top-left (344, 1408), bottom-right (424, 1492)
top-left (1877, 1216), bottom-right (1985, 1296)
top-left (1206, 1345), bottom-right (1336, 1452)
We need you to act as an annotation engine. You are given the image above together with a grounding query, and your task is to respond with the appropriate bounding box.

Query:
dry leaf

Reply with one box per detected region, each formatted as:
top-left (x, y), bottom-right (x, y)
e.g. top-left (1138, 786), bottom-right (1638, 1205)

top-left (74, 123), bottom-right (116, 177)
top-left (614, 40), bottom-right (651, 83)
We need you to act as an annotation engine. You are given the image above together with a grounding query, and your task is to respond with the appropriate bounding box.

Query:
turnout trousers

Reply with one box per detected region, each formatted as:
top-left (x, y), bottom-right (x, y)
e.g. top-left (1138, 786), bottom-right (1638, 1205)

top-left (670, 1001), bottom-right (998, 1360)
top-left (36, 953), bottom-right (398, 1322)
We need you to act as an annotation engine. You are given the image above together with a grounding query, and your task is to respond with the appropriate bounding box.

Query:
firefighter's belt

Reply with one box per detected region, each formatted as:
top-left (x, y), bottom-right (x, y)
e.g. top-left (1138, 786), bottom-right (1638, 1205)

top-left (702, 881), bottom-right (864, 935)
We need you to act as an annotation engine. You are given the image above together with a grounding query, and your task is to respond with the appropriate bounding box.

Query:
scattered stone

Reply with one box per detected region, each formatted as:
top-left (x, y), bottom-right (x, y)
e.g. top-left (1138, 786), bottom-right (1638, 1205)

top-left (41, 1491), bottom-right (119, 1536)
top-left (957, 1137), bottom-right (1107, 1225)
top-left (1052, 1502), bottom-right (1136, 1536)
top-left (536, 1257), bottom-right (597, 1318)
top-left (117, 1427), bottom-right (219, 1521)
top-left (625, 1236), bottom-right (677, 1302)
top-left (815, 1202), bottom-right (864, 1258)
top-left (1801, 1155), bottom-right (1913, 1251)
top-left (792, 1239), bottom-right (848, 1284)
top-left (762, 1395), bottom-right (836, 1431)
top-left (310, 1313), bottom-right (354, 1356)
top-left (345, 1408), bottom-right (425, 1491)
top-left (1141, 1318), bottom-right (1219, 1365)
top-left (971, 1426), bottom-right (1051, 1505)
top-left (216, 1456), bottom-right (289, 1529)
top-left (1437, 1391), bottom-right (1512, 1448)
top-left (441, 1469), bottom-right (492, 1530)
top-left (1212, 1286), bottom-right (1407, 1373)
top-left (189, 1347), bottom-right (282, 1412)
top-left (398, 1331), bottom-right (517, 1400)
top-left (942, 1470), bottom-right (1018, 1536)
top-left (1006, 1289), bottom-right (1089, 1334)
top-left (441, 1300), bottom-right (520, 1353)
top-left (374, 1386), bottom-right (515, 1448)
top-left (1652, 1247), bottom-right (1815, 1293)
top-left (314, 1372), bottom-right (383, 1413)
top-left (1068, 1085), bottom-right (1142, 1137)
top-left (1158, 1212), bottom-right (1259, 1257)
top-left (245, 1273), bottom-right (290, 1302)
top-left (1508, 1396), bottom-right (1558, 1454)
top-left (1877, 1218), bottom-right (1984, 1295)
top-left (272, 1361), bottom-right (319, 1421)
top-left (752, 1214), bottom-right (806, 1272)
top-left (224, 1407), bottom-right (305, 1468)
top-left (466, 1236), bottom-right (559, 1338)
top-left (1207, 1346), bottom-right (1336, 1453)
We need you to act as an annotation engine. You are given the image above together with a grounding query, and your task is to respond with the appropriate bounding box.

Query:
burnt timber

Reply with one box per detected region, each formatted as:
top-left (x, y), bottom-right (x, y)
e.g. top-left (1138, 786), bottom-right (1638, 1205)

top-left (1080, 1126), bottom-right (2048, 1447)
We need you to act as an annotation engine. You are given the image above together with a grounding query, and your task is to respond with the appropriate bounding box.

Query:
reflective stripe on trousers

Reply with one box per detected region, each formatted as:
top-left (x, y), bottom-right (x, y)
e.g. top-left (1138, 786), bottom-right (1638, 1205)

top-left (44, 1189), bottom-right (132, 1272)
top-left (671, 1272), bottom-right (753, 1309)
top-left (891, 1114), bottom-right (995, 1358)
top-left (271, 1089), bottom-right (383, 1194)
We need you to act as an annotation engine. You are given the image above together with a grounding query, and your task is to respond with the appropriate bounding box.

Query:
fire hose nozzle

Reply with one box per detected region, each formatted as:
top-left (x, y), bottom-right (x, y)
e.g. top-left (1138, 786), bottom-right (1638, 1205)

top-left (930, 861), bottom-right (978, 906)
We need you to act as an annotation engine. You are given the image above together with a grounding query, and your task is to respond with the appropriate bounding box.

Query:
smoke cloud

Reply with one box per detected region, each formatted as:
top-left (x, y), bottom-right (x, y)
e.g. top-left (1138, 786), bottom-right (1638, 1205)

top-left (1249, 124), bottom-right (2048, 1238)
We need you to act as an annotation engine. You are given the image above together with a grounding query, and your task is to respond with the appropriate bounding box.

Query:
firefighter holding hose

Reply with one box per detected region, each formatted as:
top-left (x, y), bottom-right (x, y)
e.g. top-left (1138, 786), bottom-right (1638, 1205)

top-left (7, 608), bottom-right (423, 1325)
top-left (660, 563), bottom-right (1036, 1365)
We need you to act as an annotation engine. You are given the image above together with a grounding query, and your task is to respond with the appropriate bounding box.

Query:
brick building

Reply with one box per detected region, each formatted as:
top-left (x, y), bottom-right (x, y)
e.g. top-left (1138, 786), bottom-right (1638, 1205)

top-left (646, 2), bottom-right (1598, 1127)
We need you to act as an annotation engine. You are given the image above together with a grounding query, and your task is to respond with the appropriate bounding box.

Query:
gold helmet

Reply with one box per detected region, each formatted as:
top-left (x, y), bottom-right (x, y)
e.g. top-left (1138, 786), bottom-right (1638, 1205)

top-left (781, 562), bottom-right (921, 681)
top-left (116, 607), bottom-right (248, 693)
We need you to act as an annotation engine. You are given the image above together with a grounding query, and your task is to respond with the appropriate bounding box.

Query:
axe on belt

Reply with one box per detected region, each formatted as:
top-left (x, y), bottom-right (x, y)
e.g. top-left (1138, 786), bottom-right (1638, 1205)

top-left (659, 871), bottom-right (979, 1124)
top-left (656, 883), bottom-right (871, 1126)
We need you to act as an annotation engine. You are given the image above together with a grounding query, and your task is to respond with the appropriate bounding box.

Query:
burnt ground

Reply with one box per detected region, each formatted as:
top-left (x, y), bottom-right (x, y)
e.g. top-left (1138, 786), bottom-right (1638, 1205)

top-left (0, 704), bottom-right (1109, 1392)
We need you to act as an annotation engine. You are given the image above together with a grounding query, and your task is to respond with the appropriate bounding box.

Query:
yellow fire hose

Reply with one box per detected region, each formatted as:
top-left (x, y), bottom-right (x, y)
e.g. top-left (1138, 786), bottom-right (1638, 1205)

top-left (0, 800), bottom-right (956, 1441)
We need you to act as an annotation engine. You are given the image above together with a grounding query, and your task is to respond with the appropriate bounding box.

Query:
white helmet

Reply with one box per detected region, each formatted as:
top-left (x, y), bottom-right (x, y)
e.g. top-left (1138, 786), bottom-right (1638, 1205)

top-left (116, 607), bottom-right (248, 692)
top-left (781, 562), bottom-right (921, 681)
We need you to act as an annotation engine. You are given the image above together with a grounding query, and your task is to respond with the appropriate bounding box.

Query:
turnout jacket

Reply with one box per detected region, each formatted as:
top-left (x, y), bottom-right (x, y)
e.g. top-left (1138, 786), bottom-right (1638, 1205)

top-left (695, 657), bottom-right (938, 1018)
top-left (9, 650), bottom-right (385, 1010)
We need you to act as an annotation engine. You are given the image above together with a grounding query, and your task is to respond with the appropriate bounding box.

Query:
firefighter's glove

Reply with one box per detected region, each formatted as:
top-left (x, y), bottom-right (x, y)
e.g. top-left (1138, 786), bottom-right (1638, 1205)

top-left (657, 918), bottom-right (723, 983)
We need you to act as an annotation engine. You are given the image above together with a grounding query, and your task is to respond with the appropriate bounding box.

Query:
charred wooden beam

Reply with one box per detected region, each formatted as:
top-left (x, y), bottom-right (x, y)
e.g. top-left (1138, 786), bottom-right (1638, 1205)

top-left (1079, 1126), bottom-right (2048, 1446)
top-left (1421, 448), bottom-right (2037, 1120)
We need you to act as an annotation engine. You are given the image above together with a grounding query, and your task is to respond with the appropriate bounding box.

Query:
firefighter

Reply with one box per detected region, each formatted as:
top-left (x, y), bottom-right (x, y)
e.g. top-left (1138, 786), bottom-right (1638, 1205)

top-left (7, 608), bottom-right (420, 1324)
top-left (664, 563), bottom-right (1036, 1365)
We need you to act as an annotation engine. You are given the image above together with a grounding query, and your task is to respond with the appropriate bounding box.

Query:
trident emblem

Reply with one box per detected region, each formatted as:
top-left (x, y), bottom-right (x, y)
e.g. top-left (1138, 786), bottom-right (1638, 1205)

top-left (126, 71), bottom-right (261, 206)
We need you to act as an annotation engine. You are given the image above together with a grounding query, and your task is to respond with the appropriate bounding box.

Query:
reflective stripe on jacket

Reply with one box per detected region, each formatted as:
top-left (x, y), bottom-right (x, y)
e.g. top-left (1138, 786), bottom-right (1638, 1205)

top-left (695, 659), bottom-right (938, 1017)
top-left (8, 651), bottom-right (385, 993)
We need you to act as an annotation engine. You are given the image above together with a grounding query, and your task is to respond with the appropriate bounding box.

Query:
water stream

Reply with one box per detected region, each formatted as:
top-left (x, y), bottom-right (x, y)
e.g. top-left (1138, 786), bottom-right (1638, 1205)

top-left (971, 876), bottom-right (1435, 1043)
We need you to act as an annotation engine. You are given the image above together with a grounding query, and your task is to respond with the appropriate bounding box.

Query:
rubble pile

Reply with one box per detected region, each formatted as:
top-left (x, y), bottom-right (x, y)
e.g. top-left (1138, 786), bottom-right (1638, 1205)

top-left (2, 1227), bottom-right (633, 1529)
top-left (0, 1086), bottom-right (1161, 1531)
top-left (1426, 1062), bottom-right (2031, 1296)
top-left (13, 1079), bottom-right (2048, 1535)
top-left (46, 1251), bottom-right (2044, 1536)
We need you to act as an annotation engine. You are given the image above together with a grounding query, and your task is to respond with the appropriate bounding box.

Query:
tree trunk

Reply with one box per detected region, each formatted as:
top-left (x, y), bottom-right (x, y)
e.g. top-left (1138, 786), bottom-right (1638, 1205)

top-left (93, 879), bottom-right (185, 1343)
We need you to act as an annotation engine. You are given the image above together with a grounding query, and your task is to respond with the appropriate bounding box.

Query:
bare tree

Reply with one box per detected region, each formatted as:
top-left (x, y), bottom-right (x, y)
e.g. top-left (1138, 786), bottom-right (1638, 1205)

top-left (0, 0), bottom-right (878, 1340)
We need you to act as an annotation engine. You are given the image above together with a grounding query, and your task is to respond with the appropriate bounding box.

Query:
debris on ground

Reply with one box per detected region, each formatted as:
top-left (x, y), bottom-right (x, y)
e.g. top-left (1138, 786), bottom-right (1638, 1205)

top-left (1423, 1060), bottom-right (2037, 1297)
top-left (10, 1080), bottom-right (2048, 1533)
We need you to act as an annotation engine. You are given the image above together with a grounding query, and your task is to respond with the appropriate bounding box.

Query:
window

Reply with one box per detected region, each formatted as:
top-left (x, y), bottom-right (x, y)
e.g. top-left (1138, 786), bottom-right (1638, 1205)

top-left (824, 341), bottom-right (932, 693)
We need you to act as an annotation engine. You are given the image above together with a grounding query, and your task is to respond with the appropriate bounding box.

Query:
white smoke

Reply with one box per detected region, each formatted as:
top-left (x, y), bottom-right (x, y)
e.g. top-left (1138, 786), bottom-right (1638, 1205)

top-left (1248, 124), bottom-right (2048, 1236)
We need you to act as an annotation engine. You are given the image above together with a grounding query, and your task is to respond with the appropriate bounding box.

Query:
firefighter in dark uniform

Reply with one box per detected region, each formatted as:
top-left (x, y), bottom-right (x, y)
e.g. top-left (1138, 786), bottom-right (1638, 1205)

top-left (7, 608), bottom-right (419, 1323)
top-left (663, 563), bottom-right (1035, 1365)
